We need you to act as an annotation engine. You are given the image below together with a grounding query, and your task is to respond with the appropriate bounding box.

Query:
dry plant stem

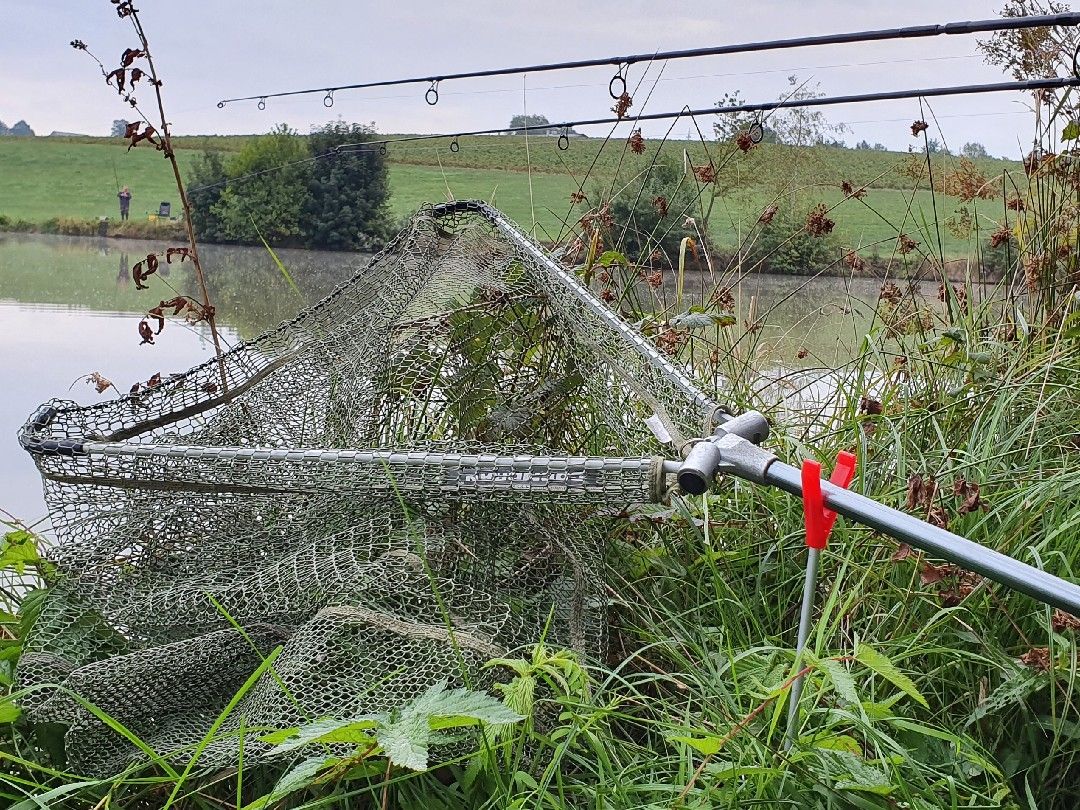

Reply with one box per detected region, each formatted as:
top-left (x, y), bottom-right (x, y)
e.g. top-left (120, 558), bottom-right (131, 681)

top-left (128, 10), bottom-right (229, 392)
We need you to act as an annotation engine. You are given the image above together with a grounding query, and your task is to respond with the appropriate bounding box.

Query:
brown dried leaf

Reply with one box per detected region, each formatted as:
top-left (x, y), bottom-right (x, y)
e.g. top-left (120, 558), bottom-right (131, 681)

top-left (911, 120), bottom-right (929, 136)
top-left (989, 223), bottom-right (1012, 249)
top-left (859, 396), bottom-right (883, 415)
top-left (106, 68), bottom-right (126, 94)
top-left (1052, 609), bottom-right (1080, 633)
top-left (165, 247), bottom-right (192, 264)
top-left (611, 91), bottom-right (633, 119)
top-left (120, 47), bottom-right (145, 67)
top-left (891, 543), bottom-right (913, 562)
top-left (628, 128), bottom-right (645, 154)
top-left (138, 319), bottom-right (155, 345)
top-left (692, 164), bottom-right (716, 184)
top-left (897, 234), bottom-right (918, 255)
top-left (841, 180), bottom-right (866, 199)
top-left (735, 131), bottom-right (755, 152)
top-left (651, 195), bottom-right (669, 218)
top-left (953, 478), bottom-right (987, 515)
top-left (758, 204), bottom-right (778, 225)
top-left (1019, 646), bottom-right (1052, 671)
top-left (805, 204), bottom-right (835, 237)
top-left (85, 372), bottom-right (113, 394)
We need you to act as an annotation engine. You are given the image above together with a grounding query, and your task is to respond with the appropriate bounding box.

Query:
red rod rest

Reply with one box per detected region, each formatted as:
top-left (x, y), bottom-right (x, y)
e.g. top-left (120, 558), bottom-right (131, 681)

top-left (801, 451), bottom-right (857, 550)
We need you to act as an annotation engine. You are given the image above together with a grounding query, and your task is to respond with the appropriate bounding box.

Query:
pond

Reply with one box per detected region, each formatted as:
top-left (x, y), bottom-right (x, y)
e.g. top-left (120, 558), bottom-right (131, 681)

top-left (0, 232), bottom-right (903, 524)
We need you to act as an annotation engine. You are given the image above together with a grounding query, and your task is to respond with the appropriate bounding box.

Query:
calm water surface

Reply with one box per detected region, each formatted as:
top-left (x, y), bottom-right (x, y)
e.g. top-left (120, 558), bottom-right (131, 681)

top-left (0, 232), bottom-right (904, 524)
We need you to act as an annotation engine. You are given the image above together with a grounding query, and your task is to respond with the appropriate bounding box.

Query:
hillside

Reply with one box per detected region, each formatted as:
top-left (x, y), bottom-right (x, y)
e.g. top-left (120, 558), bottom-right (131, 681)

top-left (0, 135), bottom-right (1021, 258)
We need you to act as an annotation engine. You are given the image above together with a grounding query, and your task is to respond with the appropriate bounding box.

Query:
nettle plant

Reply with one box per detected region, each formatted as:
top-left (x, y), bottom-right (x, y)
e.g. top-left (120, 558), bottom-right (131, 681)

top-left (71, 0), bottom-right (227, 389)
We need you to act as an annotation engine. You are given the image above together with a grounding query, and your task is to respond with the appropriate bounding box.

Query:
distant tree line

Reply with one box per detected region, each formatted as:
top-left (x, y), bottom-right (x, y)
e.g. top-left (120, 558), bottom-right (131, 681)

top-left (188, 121), bottom-right (392, 251)
top-left (0, 119), bottom-right (35, 136)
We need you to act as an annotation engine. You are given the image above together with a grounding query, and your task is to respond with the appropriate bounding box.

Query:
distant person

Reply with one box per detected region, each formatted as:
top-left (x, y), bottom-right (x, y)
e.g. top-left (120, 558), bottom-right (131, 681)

top-left (118, 186), bottom-right (132, 221)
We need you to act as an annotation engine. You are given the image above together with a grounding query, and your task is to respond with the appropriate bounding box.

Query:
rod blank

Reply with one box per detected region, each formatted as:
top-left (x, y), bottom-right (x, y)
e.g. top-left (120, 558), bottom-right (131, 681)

top-left (218, 13), bottom-right (1080, 107)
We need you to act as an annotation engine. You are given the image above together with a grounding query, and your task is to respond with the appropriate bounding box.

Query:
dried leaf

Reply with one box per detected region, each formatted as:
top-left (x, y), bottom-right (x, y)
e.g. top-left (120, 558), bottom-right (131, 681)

top-left (628, 128), bottom-right (645, 154)
top-left (890, 543), bottom-right (913, 562)
top-left (1052, 609), bottom-right (1080, 632)
top-left (859, 396), bottom-right (883, 415)
top-left (1019, 646), bottom-right (1052, 671)
top-left (106, 68), bottom-right (126, 94)
top-left (911, 120), bottom-right (929, 136)
top-left (138, 319), bottom-right (155, 345)
top-left (120, 47), bottom-right (145, 67)
top-left (805, 204), bottom-right (835, 237)
top-left (841, 180), bottom-right (867, 199)
top-left (758, 204), bottom-right (778, 225)
top-left (611, 91), bottom-right (633, 119)
top-left (84, 372), bottom-right (113, 394)
top-left (953, 478), bottom-right (987, 515)
top-left (651, 195), bottom-right (669, 218)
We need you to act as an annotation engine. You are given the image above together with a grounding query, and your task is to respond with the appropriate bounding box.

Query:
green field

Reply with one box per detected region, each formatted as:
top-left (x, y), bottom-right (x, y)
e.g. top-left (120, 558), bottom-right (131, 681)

top-left (0, 135), bottom-right (1018, 258)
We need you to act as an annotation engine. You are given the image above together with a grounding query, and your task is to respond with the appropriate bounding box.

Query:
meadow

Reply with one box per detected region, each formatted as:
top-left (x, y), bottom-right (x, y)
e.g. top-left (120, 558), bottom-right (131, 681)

top-left (0, 135), bottom-right (1019, 259)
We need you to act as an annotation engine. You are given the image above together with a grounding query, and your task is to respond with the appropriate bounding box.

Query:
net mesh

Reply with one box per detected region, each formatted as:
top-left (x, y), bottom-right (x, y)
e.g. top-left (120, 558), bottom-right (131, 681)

top-left (18, 201), bottom-right (720, 775)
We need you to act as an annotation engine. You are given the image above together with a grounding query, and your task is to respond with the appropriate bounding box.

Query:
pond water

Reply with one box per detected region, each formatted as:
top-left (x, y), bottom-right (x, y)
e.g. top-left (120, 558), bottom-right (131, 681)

top-left (0, 232), bottom-right (903, 524)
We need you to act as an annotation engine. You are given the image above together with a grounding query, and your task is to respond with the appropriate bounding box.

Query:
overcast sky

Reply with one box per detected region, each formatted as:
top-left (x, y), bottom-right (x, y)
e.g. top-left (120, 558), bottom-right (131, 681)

top-left (1, 1), bottom-right (1062, 157)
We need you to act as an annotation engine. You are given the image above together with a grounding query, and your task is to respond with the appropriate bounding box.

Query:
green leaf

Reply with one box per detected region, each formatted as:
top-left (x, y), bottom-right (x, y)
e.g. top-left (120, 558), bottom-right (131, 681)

top-left (596, 250), bottom-right (628, 267)
top-left (0, 531), bottom-right (39, 574)
top-left (819, 658), bottom-right (859, 706)
top-left (808, 733), bottom-right (862, 754)
top-left (262, 717), bottom-right (380, 754)
top-left (10, 780), bottom-right (104, 810)
top-left (377, 714), bottom-right (429, 771)
top-left (0, 698), bottom-right (20, 723)
top-left (242, 755), bottom-right (338, 810)
top-left (1063, 120), bottom-right (1080, 141)
top-left (406, 680), bottom-right (523, 728)
top-left (855, 643), bottom-right (928, 708)
top-left (668, 734), bottom-right (724, 756)
top-left (250, 216), bottom-right (303, 300)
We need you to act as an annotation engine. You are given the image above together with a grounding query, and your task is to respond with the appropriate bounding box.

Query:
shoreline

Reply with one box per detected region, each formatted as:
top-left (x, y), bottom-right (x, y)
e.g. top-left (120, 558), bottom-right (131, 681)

top-left (0, 216), bottom-right (1000, 282)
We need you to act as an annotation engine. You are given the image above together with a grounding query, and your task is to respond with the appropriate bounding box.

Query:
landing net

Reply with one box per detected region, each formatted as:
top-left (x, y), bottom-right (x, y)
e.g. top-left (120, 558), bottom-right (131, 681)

top-left (17, 201), bottom-right (723, 774)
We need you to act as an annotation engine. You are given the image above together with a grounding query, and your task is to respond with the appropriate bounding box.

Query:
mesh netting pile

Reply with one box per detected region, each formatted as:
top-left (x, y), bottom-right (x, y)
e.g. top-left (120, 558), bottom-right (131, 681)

top-left (18, 201), bottom-right (721, 775)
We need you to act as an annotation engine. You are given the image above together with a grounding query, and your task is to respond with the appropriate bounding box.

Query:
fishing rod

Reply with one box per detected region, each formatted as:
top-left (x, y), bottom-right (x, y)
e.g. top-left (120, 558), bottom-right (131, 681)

top-left (217, 12), bottom-right (1080, 109)
top-left (332, 76), bottom-right (1080, 154)
top-left (187, 74), bottom-right (1080, 196)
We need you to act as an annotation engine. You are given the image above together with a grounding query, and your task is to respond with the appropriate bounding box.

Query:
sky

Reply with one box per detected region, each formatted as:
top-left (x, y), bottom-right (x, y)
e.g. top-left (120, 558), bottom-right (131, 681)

top-left (0, 1), bottom-right (1061, 158)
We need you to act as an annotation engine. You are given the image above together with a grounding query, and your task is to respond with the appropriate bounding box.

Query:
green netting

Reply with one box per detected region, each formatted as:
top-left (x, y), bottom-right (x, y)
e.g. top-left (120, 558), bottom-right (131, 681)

top-left (18, 201), bottom-right (721, 775)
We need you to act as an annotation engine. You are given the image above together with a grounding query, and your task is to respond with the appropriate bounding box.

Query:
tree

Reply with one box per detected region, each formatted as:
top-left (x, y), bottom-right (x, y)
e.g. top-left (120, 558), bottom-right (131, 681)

top-left (856, 140), bottom-right (872, 150)
top-left (508, 114), bottom-right (551, 130)
top-left (962, 141), bottom-right (989, 159)
top-left (873, 143), bottom-right (888, 151)
top-left (189, 121), bottom-right (391, 249)
top-left (301, 121), bottom-right (392, 251)
top-left (110, 119), bottom-right (129, 138)
top-left (978, 1), bottom-right (1078, 82)
top-left (211, 124), bottom-right (310, 244)
top-left (8, 120), bottom-right (34, 136)
top-left (925, 138), bottom-right (943, 154)
top-left (713, 91), bottom-right (779, 143)
top-left (188, 150), bottom-right (230, 243)
top-left (767, 77), bottom-right (847, 147)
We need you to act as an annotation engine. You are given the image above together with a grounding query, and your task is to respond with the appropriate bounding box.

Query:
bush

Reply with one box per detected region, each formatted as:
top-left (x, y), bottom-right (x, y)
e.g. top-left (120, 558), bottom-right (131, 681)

top-left (605, 155), bottom-right (700, 263)
top-left (302, 121), bottom-right (392, 251)
top-left (743, 202), bottom-right (840, 275)
top-left (188, 123), bottom-right (392, 250)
